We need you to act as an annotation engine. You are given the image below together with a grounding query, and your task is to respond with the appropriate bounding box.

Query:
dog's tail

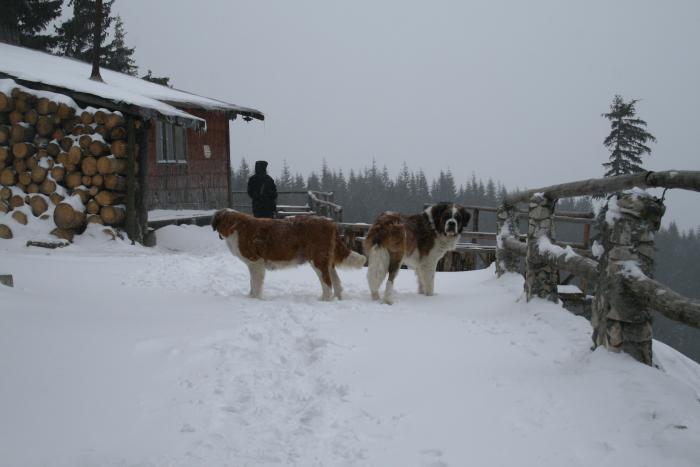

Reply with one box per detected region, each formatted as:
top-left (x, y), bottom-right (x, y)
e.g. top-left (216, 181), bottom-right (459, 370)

top-left (364, 222), bottom-right (404, 253)
top-left (334, 231), bottom-right (366, 269)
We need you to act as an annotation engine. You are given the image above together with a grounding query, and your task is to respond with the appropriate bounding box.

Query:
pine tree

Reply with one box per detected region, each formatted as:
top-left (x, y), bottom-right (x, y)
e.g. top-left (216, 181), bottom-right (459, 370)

top-left (55, 0), bottom-right (138, 75)
top-left (102, 16), bottom-right (137, 75)
top-left (602, 95), bottom-right (656, 177)
top-left (278, 160), bottom-right (293, 190)
top-left (56, 0), bottom-right (114, 62)
top-left (232, 158), bottom-right (250, 190)
top-left (293, 174), bottom-right (306, 191)
top-left (320, 160), bottom-right (333, 192)
top-left (307, 172), bottom-right (321, 191)
top-left (0, 0), bottom-right (62, 51)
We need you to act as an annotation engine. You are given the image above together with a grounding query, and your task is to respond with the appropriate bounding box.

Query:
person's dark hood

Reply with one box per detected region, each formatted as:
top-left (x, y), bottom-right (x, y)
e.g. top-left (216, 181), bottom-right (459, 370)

top-left (254, 160), bottom-right (268, 175)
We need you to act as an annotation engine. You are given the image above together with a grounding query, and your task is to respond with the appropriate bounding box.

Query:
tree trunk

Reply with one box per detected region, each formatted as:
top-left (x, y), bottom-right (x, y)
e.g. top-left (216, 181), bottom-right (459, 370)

top-left (78, 134), bottom-right (93, 149)
top-left (0, 167), bottom-right (17, 186)
top-left (12, 210), bottom-right (28, 225)
top-left (67, 145), bottom-right (83, 166)
top-left (18, 172), bottom-right (31, 186)
top-left (95, 190), bottom-right (124, 206)
top-left (100, 205), bottom-right (125, 225)
top-left (104, 174), bottom-right (126, 191)
top-left (9, 194), bottom-right (24, 209)
top-left (36, 115), bottom-right (54, 137)
top-left (81, 156), bottom-right (98, 176)
top-left (111, 139), bottom-right (127, 158)
top-left (36, 97), bottom-right (58, 115)
top-left (65, 171), bottom-right (83, 189)
top-left (80, 111), bottom-right (94, 125)
top-left (49, 192), bottom-right (64, 205)
top-left (0, 92), bottom-right (13, 112)
top-left (40, 178), bottom-right (57, 195)
top-left (97, 156), bottom-right (126, 175)
top-left (0, 146), bottom-right (12, 166)
top-left (91, 173), bottom-right (104, 188)
top-left (54, 202), bottom-right (86, 230)
top-left (89, 140), bottom-right (109, 157)
top-left (10, 124), bottom-right (35, 143)
top-left (31, 166), bottom-right (47, 184)
top-left (50, 165), bottom-right (65, 182)
top-left (30, 195), bottom-right (49, 217)
top-left (12, 142), bottom-right (36, 159)
top-left (86, 199), bottom-right (100, 215)
top-left (0, 224), bottom-right (12, 239)
top-left (0, 125), bottom-right (10, 144)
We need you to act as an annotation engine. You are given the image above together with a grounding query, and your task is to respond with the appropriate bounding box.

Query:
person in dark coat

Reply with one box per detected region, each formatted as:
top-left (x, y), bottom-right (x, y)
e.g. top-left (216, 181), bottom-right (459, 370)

top-left (247, 160), bottom-right (278, 218)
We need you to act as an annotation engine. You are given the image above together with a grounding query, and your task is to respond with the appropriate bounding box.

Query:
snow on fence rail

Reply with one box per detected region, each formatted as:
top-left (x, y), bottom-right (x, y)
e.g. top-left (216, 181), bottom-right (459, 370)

top-left (495, 170), bottom-right (700, 365)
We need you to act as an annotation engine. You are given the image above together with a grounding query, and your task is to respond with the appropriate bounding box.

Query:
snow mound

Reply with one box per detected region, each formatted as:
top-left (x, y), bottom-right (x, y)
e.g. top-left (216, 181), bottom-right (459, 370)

top-left (154, 224), bottom-right (224, 255)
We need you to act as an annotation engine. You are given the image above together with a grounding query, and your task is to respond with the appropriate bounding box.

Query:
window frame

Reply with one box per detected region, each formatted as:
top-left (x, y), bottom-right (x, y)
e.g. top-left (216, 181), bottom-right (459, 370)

top-left (155, 120), bottom-right (188, 164)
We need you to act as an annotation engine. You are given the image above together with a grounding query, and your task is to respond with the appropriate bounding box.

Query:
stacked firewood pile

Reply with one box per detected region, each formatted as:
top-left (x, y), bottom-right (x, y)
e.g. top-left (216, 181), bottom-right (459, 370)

top-left (0, 85), bottom-right (134, 241)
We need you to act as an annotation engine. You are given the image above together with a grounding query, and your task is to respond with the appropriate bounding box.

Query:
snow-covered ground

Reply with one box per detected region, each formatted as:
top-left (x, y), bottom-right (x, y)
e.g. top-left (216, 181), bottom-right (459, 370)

top-left (1, 225), bottom-right (700, 467)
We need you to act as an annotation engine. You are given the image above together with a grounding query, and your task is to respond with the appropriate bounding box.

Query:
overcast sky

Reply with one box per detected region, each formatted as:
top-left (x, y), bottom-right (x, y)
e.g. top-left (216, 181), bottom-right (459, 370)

top-left (115, 0), bottom-right (699, 230)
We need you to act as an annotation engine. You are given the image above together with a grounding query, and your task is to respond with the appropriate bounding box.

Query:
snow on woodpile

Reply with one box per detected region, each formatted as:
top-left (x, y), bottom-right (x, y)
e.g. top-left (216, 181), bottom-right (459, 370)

top-left (0, 79), bottom-right (133, 244)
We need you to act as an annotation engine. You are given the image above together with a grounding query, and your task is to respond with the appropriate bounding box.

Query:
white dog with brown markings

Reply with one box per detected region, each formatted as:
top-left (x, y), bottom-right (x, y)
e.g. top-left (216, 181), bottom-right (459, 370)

top-left (212, 209), bottom-right (366, 300)
top-left (364, 202), bottom-right (470, 304)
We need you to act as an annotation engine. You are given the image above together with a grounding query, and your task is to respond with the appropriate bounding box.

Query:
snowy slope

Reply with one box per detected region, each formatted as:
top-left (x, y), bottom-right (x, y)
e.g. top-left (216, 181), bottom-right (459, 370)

top-left (1, 225), bottom-right (699, 467)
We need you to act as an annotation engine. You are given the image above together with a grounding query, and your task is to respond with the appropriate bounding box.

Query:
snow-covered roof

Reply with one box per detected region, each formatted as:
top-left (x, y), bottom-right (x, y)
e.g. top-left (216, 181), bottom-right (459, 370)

top-left (0, 42), bottom-right (264, 128)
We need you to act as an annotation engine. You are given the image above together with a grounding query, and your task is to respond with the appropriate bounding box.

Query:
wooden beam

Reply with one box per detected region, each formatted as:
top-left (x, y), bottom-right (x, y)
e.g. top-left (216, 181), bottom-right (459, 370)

top-left (125, 116), bottom-right (138, 242)
top-left (626, 276), bottom-right (700, 329)
top-left (471, 208), bottom-right (480, 244)
top-left (500, 235), bottom-right (597, 282)
top-left (505, 170), bottom-right (700, 205)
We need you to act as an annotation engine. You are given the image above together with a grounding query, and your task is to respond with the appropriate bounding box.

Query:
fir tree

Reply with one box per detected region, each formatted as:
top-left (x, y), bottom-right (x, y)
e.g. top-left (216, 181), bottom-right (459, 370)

top-left (278, 160), bottom-right (293, 190)
top-left (55, 0), bottom-right (138, 75)
top-left (292, 174), bottom-right (306, 191)
top-left (307, 172), bottom-right (321, 191)
top-left (231, 158), bottom-right (250, 190)
top-left (1, 0), bottom-right (62, 51)
top-left (602, 95), bottom-right (656, 177)
top-left (102, 16), bottom-right (137, 75)
top-left (56, 0), bottom-right (115, 62)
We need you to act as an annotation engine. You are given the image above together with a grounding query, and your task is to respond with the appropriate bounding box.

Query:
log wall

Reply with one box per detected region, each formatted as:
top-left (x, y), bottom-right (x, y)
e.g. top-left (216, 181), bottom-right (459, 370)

top-left (145, 109), bottom-right (231, 210)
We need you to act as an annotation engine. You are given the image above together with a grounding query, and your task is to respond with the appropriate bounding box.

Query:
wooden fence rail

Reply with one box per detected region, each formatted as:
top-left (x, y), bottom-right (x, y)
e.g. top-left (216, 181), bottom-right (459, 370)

top-left (496, 170), bottom-right (700, 365)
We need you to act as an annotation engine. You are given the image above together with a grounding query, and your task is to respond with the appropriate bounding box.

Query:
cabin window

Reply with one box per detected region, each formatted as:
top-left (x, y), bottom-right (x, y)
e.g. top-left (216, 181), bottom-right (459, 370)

top-left (155, 121), bottom-right (187, 163)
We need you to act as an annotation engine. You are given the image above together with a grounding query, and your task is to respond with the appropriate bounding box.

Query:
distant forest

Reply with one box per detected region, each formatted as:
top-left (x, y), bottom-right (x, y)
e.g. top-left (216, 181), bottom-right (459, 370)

top-left (230, 158), bottom-right (592, 223)
top-left (232, 158), bottom-right (700, 362)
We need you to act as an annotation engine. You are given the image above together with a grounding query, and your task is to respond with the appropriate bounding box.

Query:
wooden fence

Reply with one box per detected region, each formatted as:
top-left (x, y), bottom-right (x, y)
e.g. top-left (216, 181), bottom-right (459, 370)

top-left (230, 190), bottom-right (343, 222)
top-left (495, 170), bottom-right (700, 365)
top-left (337, 204), bottom-right (593, 274)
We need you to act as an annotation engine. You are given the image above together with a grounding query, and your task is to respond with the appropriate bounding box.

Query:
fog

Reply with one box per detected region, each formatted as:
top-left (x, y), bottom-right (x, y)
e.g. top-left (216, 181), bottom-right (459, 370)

top-left (115, 0), bottom-right (699, 229)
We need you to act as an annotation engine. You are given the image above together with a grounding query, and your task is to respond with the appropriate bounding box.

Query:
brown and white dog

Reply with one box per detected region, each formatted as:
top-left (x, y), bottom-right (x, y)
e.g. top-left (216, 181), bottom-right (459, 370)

top-left (364, 203), bottom-right (470, 304)
top-left (212, 209), bottom-right (366, 300)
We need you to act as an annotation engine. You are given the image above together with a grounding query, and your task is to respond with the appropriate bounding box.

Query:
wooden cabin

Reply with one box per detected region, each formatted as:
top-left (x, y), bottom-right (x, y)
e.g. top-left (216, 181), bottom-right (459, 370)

top-left (0, 42), bottom-right (263, 242)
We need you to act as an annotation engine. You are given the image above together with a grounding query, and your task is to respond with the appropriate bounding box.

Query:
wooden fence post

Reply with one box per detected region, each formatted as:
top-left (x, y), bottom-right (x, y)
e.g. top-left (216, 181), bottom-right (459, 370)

top-left (591, 191), bottom-right (665, 365)
top-left (496, 203), bottom-right (520, 276)
top-left (525, 193), bottom-right (558, 302)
